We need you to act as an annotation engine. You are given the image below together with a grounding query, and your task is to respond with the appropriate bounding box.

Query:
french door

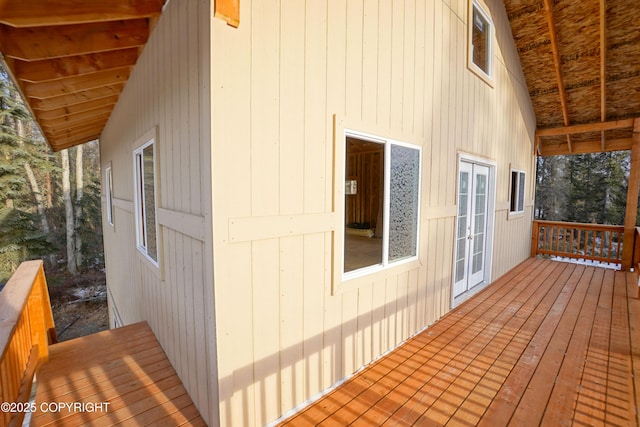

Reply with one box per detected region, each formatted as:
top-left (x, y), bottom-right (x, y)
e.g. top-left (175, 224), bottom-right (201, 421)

top-left (453, 161), bottom-right (490, 297)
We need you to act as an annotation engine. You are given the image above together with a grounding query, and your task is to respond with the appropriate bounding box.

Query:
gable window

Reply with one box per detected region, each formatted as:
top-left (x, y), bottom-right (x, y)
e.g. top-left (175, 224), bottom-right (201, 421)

top-left (510, 169), bottom-right (526, 214)
top-left (105, 166), bottom-right (114, 226)
top-left (133, 139), bottom-right (159, 265)
top-left (468, 0), bottom-right (494, 83)
top-left (343, 132), bottom-right (421, 278)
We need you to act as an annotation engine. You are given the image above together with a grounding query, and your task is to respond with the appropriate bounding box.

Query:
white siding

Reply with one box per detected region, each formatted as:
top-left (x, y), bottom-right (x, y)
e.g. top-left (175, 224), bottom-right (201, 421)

top-left (100, 0), bottom-right (216, 424)
top-left (210, 0), bottom-right (535, 426)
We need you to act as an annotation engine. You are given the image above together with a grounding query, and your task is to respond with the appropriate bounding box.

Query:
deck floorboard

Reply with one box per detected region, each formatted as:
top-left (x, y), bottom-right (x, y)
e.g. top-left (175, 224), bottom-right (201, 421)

top-left (278, 259), bottom-right (640, 427)
top-left (32, 322), bottom-right (205, 426)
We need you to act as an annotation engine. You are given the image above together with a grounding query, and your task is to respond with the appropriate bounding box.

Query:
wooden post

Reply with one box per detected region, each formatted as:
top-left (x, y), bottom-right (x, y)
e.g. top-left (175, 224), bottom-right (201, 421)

top-left (621, 119), bottom-right (640, 270)
top-left (531, 220), bottom-right (540, 258)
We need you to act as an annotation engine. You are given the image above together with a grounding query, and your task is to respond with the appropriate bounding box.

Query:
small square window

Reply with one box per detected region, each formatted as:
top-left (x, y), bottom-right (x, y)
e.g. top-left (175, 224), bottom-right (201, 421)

top-left (343, 133), bottom-right (421, 278)
top-left (468, 0), bottom-right (494, 83)
top-left (134, 139), bottom-right (159, 266)
top-left (510, 170), bottom-right (526, 214)
top-left (105, 166), bottom-right (114, 226)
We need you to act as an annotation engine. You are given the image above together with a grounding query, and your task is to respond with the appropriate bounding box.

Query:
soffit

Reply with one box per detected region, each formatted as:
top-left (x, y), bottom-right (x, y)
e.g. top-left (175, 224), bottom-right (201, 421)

top-left (0, 0), bottom-right (166, 152)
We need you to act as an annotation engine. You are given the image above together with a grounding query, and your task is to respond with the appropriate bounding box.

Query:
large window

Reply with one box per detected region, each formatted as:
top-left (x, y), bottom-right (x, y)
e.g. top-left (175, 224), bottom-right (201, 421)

top-left (343, 133), bottom-right (421, 278)
top-left (105, 166), bottom-right (114, 226)
top-left (468, 0), bottom-right (493, 83)
top-left (133, 139), bottom-right (158, 265)
top-left (510, 169), bottom-right (526, 214)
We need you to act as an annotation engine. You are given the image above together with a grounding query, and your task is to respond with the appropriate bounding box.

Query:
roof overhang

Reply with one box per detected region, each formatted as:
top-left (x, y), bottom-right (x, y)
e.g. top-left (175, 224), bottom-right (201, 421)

top-left (0, 0), bottom-right (239, 152)
top-left (0, 0), bottom-right (166, 152)
top-left (503, 0), bottom-right (640, 157)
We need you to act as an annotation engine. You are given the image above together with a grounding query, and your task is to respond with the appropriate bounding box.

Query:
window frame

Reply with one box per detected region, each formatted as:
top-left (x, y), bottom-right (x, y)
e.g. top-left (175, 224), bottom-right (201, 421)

top-left (509, 169), bottom-right (526, 216)
top-left (467, 0), bottom-right (494, 86)
top-left (342, 129), bottom-right (422, 282)
top-left (105, 165), bottom-right (114, 227)
top-left (133, 136), bottom-right (160, 268)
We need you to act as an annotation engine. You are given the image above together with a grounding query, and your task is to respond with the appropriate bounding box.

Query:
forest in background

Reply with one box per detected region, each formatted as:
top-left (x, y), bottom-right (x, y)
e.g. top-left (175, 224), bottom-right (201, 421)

top-left (535, 151), bottom-right (639, 226)
top-left (0, 62), bottom-right (104, 287)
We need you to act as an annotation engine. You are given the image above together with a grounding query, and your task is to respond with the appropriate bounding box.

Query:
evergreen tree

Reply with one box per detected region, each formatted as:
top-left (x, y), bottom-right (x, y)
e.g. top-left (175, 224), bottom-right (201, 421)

top-left (535, 151), bottom-right (633, 226)
top-left (535, 155), bottom-right (568, 220)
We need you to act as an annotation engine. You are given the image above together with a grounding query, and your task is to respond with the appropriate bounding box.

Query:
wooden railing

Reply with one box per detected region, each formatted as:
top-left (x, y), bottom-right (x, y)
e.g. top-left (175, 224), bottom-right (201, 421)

top-left (0, 260), bottom-right (56, 427)
top-left (531, 220), bottom-right (625, 267)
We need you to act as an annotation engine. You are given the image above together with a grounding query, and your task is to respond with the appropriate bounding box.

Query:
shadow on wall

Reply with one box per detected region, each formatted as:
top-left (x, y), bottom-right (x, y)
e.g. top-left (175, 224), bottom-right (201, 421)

top-left (217, 286), bottom-right (442, 426)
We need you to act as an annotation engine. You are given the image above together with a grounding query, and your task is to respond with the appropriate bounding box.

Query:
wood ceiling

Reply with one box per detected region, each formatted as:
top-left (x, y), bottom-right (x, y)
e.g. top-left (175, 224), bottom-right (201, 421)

top-left (503, 0), bottom-right (640, 156)
top-left (0, 0), bottom-right (166, 152)
top-left (0, 0), bottom-right (636, 156)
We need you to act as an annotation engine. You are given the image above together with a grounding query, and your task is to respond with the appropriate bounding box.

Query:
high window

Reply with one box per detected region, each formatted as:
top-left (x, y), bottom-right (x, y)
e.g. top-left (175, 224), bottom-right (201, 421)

top-left (343, 133), bottom-right (421, 278)
top-left (510, 169), bottom-right (526, 214)
top-left (105, 166), bottom-right (114, 226)
top-left (468, 0), bottom-right (494, 83)
top-left (133, 139), bottom-right (159, 265)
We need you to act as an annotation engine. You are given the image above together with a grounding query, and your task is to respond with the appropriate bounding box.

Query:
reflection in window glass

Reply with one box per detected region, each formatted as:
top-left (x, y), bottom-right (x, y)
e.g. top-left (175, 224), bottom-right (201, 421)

top-left (510, 170), bottom-right (526, 214)
top-left (389, 144), bottom-right (420, 262)
top-left (134, 141), bottom-right (158, 264)
top-left (343, 134), bottom-right (421, 276)
top-left (469, 0), bottom-right (493, 80)
top-left (106, 167), bottom-right (114, 226)
top-left (143, 145), bottom-right (157, 261)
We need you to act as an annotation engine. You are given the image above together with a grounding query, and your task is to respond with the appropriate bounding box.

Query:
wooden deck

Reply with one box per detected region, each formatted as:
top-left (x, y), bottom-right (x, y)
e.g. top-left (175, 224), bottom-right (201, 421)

top-left (278, 258), bottom-right (640, 426)
top-left (31, 322), bottom-right (205, 426)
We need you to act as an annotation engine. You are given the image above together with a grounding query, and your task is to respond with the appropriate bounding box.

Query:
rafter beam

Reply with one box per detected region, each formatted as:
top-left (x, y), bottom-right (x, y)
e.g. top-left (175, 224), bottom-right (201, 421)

top-left (0, 0), bottom-right (164, 27)
top-left (536, 118), bottom-right (636, 137)
top-left (39, 109), bottom-right (113, 130)
top-left (538, 137), bottom-right (633, 156)
top-left (49, 133), bottom-right (102, 152)
top-left (29, 83), bottom-right (125, 111)
top-left (34, 96), bottom-right (118, 120)
top-left (44, 122), bottom-right (104, 140)
top-left (1, 20), bottom-right (149, 61)
top-left (23, 67), bottom-right (131, 99)
top-left (12, 49), bottom-right (139, 83)
top-left (543, 0), bottom-right (573, 152)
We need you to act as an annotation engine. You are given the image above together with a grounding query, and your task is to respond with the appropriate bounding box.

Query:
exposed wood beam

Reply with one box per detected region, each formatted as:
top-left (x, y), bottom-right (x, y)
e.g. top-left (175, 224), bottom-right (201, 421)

top-left (49, 133), bottom-right (102, 152)
top-left (44, 118), bottom-right (107, 136)
top-left (29, 83), bottom-right (125, 111)
top-left (23, 67), bottom-right (131, 99)
top-left (543, 0), bottom-right (573, 152)
top-left (536, 118), bottom-right (635, 137)
top-left (600, 0), bottom-right (607, 151)
top-left (45, 123), bottom-right (104, 140)
top-left (40, 109), bottom-right (113, 130)
top-left (0, 0), bottom-right (164, 27)
top-left (1, 20), bottom-right (149, 61)
top-left (621, 120), bottom-right (640, 270)
top-left (13, 50), bottom-right (139, 83)
top-left (538, 137), bottom-right (633, 156)
top-left (34, 95), bottom-right (119, 120)
top-left (214, 0), bottom-right (240, 28)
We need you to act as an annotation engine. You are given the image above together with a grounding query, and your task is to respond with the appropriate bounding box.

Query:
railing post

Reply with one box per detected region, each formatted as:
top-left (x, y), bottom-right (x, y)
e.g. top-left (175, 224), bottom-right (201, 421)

top-left (621, 122), bottom-right (640, 270)
top-left (531, 220), bottom-right (540, 258)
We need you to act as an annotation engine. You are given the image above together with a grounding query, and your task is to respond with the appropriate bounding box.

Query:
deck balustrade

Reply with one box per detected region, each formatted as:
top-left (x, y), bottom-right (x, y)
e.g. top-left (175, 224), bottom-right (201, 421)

top-left (531, 220), bottom-right (627, 268)
top-left (0, 261), bottom-right (56, 427)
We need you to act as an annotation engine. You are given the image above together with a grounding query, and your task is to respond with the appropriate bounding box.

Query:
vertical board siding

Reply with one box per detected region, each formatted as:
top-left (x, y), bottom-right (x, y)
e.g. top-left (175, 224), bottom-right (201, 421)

top-left (211, 0), bottom-right (535, 425)
top-left (99, 0), bottom-right (214, 424)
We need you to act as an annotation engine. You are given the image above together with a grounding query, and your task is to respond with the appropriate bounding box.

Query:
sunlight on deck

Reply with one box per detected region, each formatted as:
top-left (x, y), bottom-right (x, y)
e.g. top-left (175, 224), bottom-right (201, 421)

top-left (278, 258), bottom-right (640, 426)
top-left (32, 322), bottom-right (205, 426)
